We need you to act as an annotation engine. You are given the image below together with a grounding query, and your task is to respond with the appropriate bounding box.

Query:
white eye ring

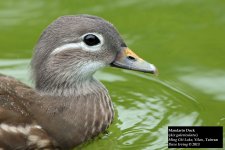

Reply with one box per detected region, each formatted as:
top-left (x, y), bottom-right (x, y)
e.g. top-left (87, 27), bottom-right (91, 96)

top-left (82, 34), bottom-right (100, 46)
top-left (81, 32), bottom-right (104, 51)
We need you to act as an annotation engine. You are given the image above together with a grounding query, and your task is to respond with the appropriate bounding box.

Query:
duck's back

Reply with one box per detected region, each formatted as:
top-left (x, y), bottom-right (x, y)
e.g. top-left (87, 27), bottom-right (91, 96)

top-left (0, 74), bottom-right (56, 149)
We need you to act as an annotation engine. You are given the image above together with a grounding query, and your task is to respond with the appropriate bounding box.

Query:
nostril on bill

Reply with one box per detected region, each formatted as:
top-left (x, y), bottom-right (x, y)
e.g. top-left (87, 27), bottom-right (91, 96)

top-left (127, 56), bottom-right (136, 61)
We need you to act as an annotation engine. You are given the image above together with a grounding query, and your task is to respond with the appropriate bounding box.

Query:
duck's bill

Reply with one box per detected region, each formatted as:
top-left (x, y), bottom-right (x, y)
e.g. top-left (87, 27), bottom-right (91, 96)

top-left (111, 47), bottom-right (157, 74)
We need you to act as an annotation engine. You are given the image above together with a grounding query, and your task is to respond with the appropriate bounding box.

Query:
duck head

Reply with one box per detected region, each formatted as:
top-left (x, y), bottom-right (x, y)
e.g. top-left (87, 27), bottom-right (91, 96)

top-left (31, 15), bottom-right (157, 95)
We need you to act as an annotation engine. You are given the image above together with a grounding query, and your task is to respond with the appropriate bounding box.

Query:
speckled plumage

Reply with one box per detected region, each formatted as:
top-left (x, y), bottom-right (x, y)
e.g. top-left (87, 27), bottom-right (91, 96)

top-left (0, 73), bottom-right (113, 149)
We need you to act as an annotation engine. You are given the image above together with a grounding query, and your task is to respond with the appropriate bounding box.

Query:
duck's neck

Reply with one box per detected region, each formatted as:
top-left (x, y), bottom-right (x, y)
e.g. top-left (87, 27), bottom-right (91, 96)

top-left (31, 78), bottom-right (114, 148)
top-left (37, 77), bottom-right (106, 97)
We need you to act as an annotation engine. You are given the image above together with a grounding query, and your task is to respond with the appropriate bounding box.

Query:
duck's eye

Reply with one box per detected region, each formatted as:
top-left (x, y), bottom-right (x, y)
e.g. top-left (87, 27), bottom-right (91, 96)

top-left (83, 34), bottom-right (100, 46)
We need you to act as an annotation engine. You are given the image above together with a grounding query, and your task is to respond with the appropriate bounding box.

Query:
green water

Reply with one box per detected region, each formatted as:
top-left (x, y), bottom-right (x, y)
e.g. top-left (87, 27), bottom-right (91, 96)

top-left (0, 0), bottom-right (224, 149)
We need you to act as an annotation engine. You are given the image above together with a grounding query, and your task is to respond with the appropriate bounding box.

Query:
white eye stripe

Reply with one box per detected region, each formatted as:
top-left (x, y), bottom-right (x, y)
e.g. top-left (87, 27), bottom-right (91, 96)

top-left (51, 33), bottom-right (104, 55)
top-left (51, 42), bottom-right (83, 55)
